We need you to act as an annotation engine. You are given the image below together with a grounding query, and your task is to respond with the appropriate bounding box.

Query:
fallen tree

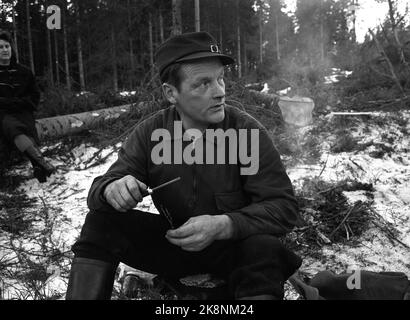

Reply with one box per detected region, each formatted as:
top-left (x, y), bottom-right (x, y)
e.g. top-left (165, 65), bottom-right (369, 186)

top-left (34, 103), bottom-right (139, 140)
top-left (0, 103), bottom-right (145, 164)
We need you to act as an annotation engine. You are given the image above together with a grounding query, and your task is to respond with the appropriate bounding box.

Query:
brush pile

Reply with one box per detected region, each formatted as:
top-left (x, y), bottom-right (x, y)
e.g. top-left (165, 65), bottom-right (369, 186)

top-left (286, 179), bottom-right (374, 249)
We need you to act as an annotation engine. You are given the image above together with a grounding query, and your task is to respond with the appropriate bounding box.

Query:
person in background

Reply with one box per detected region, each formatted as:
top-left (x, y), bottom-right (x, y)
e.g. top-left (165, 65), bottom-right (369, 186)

top-left (0, 31), bottom-right (55, 182)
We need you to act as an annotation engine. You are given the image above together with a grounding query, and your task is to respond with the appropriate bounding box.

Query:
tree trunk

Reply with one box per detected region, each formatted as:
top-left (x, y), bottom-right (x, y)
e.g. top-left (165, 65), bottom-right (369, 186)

top-left (35, 104), bottom-right (138, 140)
top-left (26, 0), bottom-right (35, 75)
top-left (75, 1), bottom-right (86, 91)
top-left (205, 5), bottom-right (210, 33)
top-left (195, 0), bottom-right (200, 32)
top-left (54, 31), bottom-right (60, 85)
top-left (259, 8), bottom-right (263, 64)
top-left (109, 0), bottom-right (118, 91)
top-left (243, 38), bottom-right (247, 76)
top-left (128, 39), bottom-right (134, 89)
top-left (127, 0), bottom-right (135, 89)
top-left (12, 5), bottom-right (19, 63)
top-left (275, 12), bottom-right (280, 61)
top-left (236, 0), bottom-right (241, 78)
top-left (369, 28), bottom-right (404, 94)
top-left (172, 0), bottom-right (182, 36)
top-left (351, 0), bottom-right (357, 43)
top-left (62, 1), bottom-right (71, 90)
top-left (387, 0), bottom-right (410, 74)
top-left (111, 26), bottom-right (118, 92)
top-left (320, 21), bottom-right (324, 61)
top-left (387, 0), bottom-right (396, 30)
top-left (319, 0), bottom-right (325, 62)
top-left (45, 0), bottom-right (53, 85)
top-left (218, 0), bottom-right (223, 50)
top-left (149, 12), bottom-right (154, 76)
top-left (138, 31), bottom-right (143, 72)
top-left (46, 28), bottom-right (54, 86)
top-left (154, 12), bottom-right (159, 46)
top-left (159, 9), bottom-right (165, 43)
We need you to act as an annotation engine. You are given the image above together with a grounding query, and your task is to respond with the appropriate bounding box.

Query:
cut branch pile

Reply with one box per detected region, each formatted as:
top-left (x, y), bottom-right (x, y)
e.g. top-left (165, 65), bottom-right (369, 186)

top-left (286, 179), bottom-right (375, 250)
top-left (285, 177), bottom-right (408, 256)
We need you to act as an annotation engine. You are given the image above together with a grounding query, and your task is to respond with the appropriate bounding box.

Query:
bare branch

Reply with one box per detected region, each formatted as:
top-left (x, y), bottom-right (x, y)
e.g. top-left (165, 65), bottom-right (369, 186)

top-left (368, 28), bottom-right (404, 94)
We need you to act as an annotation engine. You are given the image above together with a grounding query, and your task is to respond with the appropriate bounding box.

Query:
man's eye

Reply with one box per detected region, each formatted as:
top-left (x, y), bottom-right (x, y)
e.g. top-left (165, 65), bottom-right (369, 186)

top-left (196, 80), bottom-right (209, 87)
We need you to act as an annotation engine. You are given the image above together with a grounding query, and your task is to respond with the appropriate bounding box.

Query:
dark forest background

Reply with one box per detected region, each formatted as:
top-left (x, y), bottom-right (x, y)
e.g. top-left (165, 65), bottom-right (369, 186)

top-left (0, 0), bottom-right (409, 117)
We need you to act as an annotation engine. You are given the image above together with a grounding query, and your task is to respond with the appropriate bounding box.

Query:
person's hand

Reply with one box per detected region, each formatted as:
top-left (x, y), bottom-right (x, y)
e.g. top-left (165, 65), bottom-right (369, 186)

top-left (103, 175), bottom-right (148, 212)
top-left (165, 214), bottom-right (233, 251)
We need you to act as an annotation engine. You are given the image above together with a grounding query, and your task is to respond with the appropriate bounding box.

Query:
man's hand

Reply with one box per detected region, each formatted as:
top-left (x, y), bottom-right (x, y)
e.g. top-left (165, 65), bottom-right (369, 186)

top-left (165, 214), bottom-right (234, 251)
top-left (103, 175), bottom-right (148, 212)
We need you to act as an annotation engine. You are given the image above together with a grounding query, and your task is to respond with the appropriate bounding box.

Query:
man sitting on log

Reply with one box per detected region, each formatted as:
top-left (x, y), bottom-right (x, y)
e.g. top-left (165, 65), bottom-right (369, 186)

top-left (0, 31), bottom-right (55, 182)
top-left (66, 32), bottom-right (304, 300)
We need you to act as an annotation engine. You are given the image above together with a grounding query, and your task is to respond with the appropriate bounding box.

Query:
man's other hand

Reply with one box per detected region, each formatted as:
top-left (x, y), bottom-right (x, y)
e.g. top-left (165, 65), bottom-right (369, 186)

top-left (165, 214), bottom-right (233, 251)
top-left (103, 175), bottom-right (147, 212)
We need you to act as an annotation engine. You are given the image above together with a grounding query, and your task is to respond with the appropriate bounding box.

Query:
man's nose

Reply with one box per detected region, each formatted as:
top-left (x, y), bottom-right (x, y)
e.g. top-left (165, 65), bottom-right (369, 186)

top-left (212, 80), bottom-right (225, 99)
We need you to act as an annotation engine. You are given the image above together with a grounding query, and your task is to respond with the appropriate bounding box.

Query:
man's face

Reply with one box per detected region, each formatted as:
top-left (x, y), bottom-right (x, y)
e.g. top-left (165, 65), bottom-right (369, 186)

top-left (172, 58), bottom-right (226, 130)
top-left (0, 40), bottom-right (12, 65)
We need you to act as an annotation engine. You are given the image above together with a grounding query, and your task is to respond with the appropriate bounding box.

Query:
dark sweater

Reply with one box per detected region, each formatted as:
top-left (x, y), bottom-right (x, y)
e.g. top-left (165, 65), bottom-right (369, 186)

top-left (0, 61), bottom-right (40, 113)
top-left (0, 61), bottom-right (41, 144)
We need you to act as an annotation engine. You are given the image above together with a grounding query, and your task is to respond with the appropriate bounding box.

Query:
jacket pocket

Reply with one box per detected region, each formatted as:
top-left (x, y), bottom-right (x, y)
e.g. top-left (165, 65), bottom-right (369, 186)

top-left (214, 190), bottom-right (249, 213)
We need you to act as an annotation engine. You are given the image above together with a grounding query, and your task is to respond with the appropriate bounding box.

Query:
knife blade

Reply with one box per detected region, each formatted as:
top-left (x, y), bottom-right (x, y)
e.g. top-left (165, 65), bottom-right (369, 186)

top-left (144, 177), bottom-right (181, 196)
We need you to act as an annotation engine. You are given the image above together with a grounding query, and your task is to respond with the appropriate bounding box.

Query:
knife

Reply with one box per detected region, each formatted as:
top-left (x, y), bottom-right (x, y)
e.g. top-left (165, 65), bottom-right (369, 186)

top-left (143, 177), bottom-right (181, 197)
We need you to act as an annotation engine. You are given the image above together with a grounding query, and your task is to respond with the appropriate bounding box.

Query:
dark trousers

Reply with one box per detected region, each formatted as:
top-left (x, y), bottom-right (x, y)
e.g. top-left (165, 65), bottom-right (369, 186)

top-left (0, 112), bottom-right (39, 146)
top-left (72, 209), bottom-right (302, 299)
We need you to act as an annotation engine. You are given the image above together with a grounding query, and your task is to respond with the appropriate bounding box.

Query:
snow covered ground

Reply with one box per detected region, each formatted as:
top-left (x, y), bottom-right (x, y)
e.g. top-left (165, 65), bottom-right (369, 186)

top-left (0, 109), bottom-right (409, 300)
top-left (287, 111), bottom-right (410, 278)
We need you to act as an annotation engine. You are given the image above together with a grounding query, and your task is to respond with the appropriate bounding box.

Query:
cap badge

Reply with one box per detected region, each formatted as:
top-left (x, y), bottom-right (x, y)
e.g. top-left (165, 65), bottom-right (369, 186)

top-left (210, 45), bottom-right (220, 53)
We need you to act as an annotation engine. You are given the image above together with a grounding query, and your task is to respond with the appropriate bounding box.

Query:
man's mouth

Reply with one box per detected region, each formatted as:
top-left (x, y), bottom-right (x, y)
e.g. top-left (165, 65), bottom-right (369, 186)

top-left (211, 103), bottom-right (225, 109)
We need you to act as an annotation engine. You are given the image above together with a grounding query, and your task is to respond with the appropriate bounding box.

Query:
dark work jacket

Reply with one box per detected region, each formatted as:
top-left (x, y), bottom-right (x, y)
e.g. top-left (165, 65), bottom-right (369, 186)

top-left (87, 105), bottom-right (305, 240)
top-left (0, 61), bottom-right (40, 143)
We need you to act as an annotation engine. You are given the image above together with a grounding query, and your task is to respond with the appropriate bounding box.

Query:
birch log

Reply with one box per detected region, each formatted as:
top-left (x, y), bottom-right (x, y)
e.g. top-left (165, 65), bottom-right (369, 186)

top-left (34, 103), bottom-right (142, 140)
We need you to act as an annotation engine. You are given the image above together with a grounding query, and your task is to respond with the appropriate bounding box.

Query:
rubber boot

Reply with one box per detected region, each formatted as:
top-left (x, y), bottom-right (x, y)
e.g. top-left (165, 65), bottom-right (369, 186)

top-left (66, 257), bottom-right (117, 300)
top-left (24, 145), bottom-right (56, 183)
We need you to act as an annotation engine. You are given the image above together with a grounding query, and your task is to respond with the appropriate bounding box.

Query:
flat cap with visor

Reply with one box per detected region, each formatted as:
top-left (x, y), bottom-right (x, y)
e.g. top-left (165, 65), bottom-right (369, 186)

top-left (155, 32), bottom-right (235, 77)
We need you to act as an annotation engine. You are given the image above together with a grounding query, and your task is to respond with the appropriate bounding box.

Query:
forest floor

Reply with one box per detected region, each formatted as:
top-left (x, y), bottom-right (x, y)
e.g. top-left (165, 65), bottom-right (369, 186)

top-left (0, 101), bottom-right (409, 300)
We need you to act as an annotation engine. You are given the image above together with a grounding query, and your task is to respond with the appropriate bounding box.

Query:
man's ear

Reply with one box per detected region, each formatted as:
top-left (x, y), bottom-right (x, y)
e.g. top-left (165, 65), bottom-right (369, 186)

top-left (162, 83), bottom-right (178, 105)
